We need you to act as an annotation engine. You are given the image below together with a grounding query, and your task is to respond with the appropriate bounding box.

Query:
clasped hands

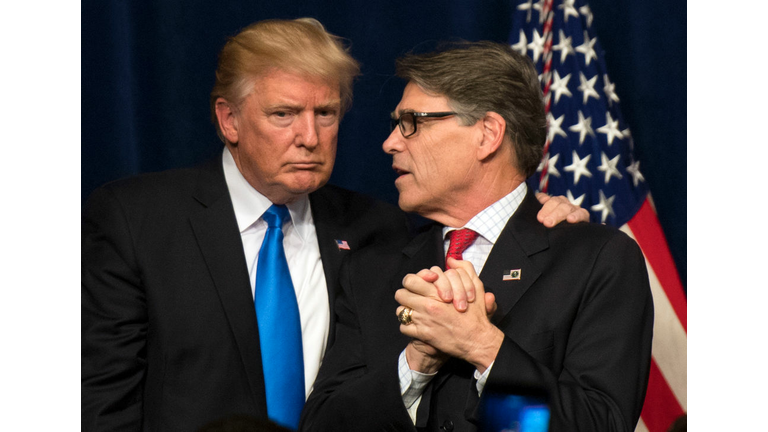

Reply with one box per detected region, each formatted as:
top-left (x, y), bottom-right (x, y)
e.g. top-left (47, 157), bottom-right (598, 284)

top-left (396, 258), bottom-right (505, 375)
top-left (394, 193), bottom-right (586, 374)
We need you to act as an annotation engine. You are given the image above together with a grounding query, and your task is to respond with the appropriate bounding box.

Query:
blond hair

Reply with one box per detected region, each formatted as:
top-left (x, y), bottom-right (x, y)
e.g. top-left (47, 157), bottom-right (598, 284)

top-left (210, 18), bottom-right (360, 142)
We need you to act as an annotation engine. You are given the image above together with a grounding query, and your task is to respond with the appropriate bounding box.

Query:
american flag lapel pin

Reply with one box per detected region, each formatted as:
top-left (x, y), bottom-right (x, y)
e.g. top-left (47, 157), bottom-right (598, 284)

top-left (335, 239), bottom-right (350, 250)
top-left (502, 269), bottom-right (521, 281)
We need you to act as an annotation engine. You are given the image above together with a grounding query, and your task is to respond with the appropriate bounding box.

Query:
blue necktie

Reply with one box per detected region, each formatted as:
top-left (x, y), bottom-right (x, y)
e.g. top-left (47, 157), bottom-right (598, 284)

top-left (254, 204), bottom-right (304, 430)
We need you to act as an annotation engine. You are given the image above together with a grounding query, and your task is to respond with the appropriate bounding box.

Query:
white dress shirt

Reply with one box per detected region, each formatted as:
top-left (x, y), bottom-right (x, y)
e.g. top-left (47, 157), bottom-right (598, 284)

top-left (222, 148), bottom-right (330, 399)
top-left (399, 182), bottom-right (528, 421)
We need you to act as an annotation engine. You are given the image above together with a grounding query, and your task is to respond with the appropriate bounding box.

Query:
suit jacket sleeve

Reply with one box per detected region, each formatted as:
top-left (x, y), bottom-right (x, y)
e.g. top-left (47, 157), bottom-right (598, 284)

top-left (82, 185), bottom-right (147, 431)
top-left (300, 252), bottom-right (416, 432)
top-left (484, 231), bottom-right (653, 431)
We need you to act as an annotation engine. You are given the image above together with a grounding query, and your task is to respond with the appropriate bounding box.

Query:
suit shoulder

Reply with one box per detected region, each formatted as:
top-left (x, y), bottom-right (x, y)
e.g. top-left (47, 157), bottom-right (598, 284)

top-left (82, 166), bottom-right (208, 228)
top-left (551, 220), bottom-right (633, 243)
top-left (313, 184), bottom-right (401, 214)
top-left (311, 184), bottom-right (407, 228)
top-left (93, 167), bottom-right (200, 199)
top-left (543, 222), bottom-right (643, 264)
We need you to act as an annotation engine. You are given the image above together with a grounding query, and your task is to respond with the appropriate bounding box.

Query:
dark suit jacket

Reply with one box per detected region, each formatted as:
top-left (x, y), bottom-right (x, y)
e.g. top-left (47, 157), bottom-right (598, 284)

top-left (301, 190), bottom-right (654, 432)
top-left (81, 154), bottom-right (410, 431)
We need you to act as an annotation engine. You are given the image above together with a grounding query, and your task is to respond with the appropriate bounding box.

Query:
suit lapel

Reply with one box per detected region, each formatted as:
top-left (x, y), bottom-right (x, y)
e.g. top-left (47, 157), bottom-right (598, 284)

top-left (308, 188), bottom-right (353, 348)
top-left (401, 224), bottom-right (445, 274)
top-left (400, 225), bottom-right (451, 394)
top-left (479, 190), bottom-right (549, 324)
top-left (188, 156), bottom-right (267, 412)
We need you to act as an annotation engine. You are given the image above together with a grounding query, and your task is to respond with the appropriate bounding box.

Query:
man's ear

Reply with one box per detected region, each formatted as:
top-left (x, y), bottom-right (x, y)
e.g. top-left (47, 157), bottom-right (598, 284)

top-left (477, 111), bottom-right (506, 161)
top-left (215, 97), bottom-right (239, 145)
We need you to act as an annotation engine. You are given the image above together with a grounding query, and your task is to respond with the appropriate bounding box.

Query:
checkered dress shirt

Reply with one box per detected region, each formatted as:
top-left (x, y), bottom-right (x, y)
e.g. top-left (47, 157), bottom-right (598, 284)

top-left (398, 183), bottom-right (527, 421)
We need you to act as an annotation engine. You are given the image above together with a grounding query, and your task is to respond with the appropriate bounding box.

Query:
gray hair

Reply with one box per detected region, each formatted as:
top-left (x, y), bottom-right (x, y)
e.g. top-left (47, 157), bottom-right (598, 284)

top-left (395, 41), bottom-right (546, 177)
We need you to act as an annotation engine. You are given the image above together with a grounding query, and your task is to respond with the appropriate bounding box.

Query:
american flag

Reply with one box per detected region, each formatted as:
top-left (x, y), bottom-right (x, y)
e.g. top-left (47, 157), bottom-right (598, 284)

top-left (335, 239), bottom-right (351, 250)
top-left (510, 1), bottom-right (687, 431)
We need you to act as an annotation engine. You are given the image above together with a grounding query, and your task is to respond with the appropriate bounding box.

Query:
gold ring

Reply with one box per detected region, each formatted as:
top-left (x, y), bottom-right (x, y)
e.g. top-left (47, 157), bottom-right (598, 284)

top-left (398, 307), bottom-right (413, 325)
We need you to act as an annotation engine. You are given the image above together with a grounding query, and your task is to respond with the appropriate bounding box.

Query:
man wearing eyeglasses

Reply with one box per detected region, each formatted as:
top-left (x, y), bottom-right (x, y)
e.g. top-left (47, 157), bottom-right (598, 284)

top-left (301, 41), bottom-right (653, 431)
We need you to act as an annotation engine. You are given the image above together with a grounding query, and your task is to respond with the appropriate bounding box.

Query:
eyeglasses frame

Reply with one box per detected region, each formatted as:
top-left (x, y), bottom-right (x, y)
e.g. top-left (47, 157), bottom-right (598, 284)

top-left (390, 111), bottom-right (458, 138)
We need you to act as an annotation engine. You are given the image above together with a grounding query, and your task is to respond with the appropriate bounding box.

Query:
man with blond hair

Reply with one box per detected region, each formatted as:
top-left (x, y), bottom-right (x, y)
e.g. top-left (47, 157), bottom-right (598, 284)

top-left (82, 19), bottom-right (586, 431)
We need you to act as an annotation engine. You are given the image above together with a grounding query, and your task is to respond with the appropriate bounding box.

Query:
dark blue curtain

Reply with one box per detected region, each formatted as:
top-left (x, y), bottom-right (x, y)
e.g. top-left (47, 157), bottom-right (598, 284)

top-left (81, 0), bottom-right (686, 288)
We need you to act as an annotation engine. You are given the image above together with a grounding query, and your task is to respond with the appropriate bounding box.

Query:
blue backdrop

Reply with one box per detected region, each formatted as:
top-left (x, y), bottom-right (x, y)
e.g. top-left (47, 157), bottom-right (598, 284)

top-left (81, 0), bottom-right (686, 288)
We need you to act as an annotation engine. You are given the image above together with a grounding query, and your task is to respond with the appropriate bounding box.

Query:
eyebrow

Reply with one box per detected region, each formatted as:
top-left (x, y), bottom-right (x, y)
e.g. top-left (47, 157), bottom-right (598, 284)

top-left (263, 100), bottom-right (342, 113)
top-left (391, 108), bottom-right (416, 119)
top-left (315, 101), bottom-right (342, 111)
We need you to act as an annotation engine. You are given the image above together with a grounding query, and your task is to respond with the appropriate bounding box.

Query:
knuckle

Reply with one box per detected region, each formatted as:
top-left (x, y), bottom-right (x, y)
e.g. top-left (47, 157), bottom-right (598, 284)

top-left (394, 289), bottom-right (406, 302)
top-left (425, 301), bottom-right (442, 315)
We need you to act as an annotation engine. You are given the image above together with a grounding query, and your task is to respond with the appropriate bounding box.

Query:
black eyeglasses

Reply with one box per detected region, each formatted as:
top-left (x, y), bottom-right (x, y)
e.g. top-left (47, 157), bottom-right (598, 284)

top-left (389, 111), bottom-right (458, 138)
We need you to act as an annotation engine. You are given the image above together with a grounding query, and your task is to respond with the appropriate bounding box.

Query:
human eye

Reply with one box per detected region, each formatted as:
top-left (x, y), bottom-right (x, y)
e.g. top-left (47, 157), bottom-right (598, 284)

top-left (272, 110), bottom-right (293, 118)
top-left (268, 110), bottom-right (295, 126)
top-left (316, 108), bottom-right (339, 126)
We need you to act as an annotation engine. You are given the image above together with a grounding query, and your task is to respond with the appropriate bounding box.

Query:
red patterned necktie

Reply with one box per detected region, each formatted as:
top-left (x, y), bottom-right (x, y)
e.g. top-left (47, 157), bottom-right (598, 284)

top-left (446, 228), bottom-right (479, 269)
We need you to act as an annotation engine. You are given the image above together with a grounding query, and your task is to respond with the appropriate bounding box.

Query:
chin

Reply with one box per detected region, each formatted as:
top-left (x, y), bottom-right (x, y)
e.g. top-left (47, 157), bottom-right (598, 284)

top-left (397, 195), bottom-right (418, 213)
top-left (287, 173), bottom-right (329, 195)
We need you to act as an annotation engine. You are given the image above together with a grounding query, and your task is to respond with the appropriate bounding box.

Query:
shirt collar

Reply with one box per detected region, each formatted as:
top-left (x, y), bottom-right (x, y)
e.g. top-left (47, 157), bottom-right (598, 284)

top-left (222, 147), bottom-right (313, 240)
top-left (442, 182), bottom-right (527, 245)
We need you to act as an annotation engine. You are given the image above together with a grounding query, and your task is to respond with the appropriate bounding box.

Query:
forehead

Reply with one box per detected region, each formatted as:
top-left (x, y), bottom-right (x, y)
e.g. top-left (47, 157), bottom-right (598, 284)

top-left (251, 68), bottom-right (341, 105)
top-left (395, 82), bottom-right (452, 114)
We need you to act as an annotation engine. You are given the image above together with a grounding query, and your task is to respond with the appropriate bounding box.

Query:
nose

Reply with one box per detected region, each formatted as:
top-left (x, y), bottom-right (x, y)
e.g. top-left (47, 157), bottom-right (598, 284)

top-left (297, 112), bottom-right (319, 149)
top-left (382, 127), bottom-right (405, 154)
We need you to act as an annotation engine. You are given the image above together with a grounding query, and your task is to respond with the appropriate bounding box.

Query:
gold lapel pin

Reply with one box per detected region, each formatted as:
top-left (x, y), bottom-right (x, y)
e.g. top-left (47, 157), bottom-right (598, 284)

top-left (502, 269), bottom-right (521, 281)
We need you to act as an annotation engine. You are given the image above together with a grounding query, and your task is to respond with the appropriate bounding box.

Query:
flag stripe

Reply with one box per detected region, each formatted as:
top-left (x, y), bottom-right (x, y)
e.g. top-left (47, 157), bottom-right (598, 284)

top-left (621, 220), bottom-right (687, 410)
top-left (626, 199), bottom-right (687, 330)
top-left (639, 359), bottom-right (685, 432)
top-left (510, 2), bottom-right (686, 430)
top-left (635, 418), bottom-right (649, 432)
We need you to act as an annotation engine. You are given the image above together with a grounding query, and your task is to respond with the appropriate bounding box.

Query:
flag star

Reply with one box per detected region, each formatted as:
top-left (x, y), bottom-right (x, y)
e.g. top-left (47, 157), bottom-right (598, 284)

top-left (597, 152), bottom-right (623, 184)
top-left (547, 152), bottom-right (561, 178)
top-left (552, 30), bottom-right (575, 63)
top-left (558, 0), bottom-right (580, 23)
top-left (517, 0), bottom-right (535, 23)
top-left (533, 0), bottom-right (546, 23)
top-left (566, 190), bottom-right (585, 207)
top-left (575, 31), bottom-right (598, 66)
top-left (596, 112), bottom-right (624, 146)
top-left (563, 150), bottom-right (592, 185)
top-left (590, 190), bottom-right (616, 223)
top-left (549, 70), bottom-right (572, 104)
top-left (620, 127), bottom-right (634, 150)
top-left (579, 4), bottom-right (594, 27)
top-left (511, 30), bottom-right (528, 56)
top-left (578, 72), bottom-right (600, 105)
top-left (528, 28), bottom-right (546, 63)
top-left (603, 74), bottom-right (620, 106)
top-left (569, 110), bottom-right (595, 144)
top-left (626, 160), bottom-right (645, 187)
top-left (547, 113), bottom-right (568, 143)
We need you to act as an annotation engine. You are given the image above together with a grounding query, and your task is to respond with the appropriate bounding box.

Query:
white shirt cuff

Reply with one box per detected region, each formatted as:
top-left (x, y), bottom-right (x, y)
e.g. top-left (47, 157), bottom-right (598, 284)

top-left (398, 349), bottom-right (437, 422)
top-left (473, 360), bottom-right (495, 396)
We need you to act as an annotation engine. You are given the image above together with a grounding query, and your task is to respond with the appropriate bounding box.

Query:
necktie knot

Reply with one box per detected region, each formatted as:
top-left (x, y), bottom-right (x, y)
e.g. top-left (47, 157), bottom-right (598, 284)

top-left (263, 204), bottom-right (290, 229)
top-left (446, 228), bottom-right (479, 267)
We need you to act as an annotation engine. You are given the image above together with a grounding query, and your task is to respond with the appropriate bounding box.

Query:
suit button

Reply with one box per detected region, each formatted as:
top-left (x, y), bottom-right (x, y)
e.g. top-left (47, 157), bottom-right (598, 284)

top-left (440, 420), bottom-right (454, 431)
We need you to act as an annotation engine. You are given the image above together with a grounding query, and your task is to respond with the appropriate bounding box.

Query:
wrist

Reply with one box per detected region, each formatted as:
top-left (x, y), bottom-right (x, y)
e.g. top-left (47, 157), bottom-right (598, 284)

top-left (466, 326), bottom-right (504, 374)
top-left (406, 342), bottom-right (447, 374)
